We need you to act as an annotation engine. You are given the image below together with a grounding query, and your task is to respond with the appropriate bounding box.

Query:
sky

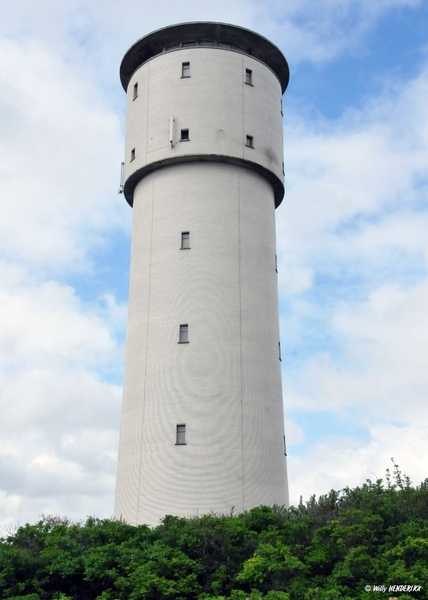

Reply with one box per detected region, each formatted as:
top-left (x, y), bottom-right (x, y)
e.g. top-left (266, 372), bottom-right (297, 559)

top-left (0, 0), bottom-right (427, 530)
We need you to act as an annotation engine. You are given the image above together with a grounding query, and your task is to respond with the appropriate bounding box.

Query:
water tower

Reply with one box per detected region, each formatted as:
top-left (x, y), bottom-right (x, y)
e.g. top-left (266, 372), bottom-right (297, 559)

top-left (115, 22), bottom-right (290, 526)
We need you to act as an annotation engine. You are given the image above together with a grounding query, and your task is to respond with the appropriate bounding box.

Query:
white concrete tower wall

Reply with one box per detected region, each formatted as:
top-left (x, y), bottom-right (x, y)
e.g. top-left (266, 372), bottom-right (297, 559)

top-left (115, 22), bottom-right (290, 526)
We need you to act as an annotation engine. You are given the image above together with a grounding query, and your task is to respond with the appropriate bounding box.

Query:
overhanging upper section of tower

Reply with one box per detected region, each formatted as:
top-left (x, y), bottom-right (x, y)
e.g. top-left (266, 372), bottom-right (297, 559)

top-left (120, 22), bottom-right (289, 93)
top-left (120, 22), bottom-right (289, 208)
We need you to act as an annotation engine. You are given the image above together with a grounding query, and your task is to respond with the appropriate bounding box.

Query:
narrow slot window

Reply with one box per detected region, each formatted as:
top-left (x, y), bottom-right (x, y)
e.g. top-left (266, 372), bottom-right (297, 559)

top-left (133, 82), bottom-right (138, 100)
top-left (130, 148), bottom-right (136, 161)
top-left (275, 254), bottom-right (278, 273)
top-left (180, 129), bottom-right (189, 141)
top-left (283, 435), bottom-right (287, 456)
top-left (179, 324), bottom-right (189, 343)
top-left (279, 341), bottom-right (282, 362)
top-left (182, 61), bottom-right (190, 77)
top-left (245, 135), bottom-right (254, 148)
top-left (181, 231), bottom-right (190, 249)
top-left (245, 68), bottom-right (253, 85)
top-left (176, 424), bottom-right (186, 445)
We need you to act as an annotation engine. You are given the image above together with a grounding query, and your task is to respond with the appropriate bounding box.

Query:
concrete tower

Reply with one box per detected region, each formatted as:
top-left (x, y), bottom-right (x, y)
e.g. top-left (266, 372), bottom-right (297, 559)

top-left (115, 22), bottom-right (290, 526)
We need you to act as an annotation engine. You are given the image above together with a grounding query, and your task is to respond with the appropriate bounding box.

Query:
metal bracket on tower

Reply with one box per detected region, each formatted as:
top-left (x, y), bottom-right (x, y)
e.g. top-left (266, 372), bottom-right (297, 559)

top-left (170, 116), bottom-right (175, 148)
top-left (117, 161), bottom-right (125, 194)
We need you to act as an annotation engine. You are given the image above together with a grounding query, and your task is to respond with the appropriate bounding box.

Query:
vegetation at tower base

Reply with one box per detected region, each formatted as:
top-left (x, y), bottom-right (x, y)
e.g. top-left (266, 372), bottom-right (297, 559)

top-left (1, 463), bottom-right (428, 600)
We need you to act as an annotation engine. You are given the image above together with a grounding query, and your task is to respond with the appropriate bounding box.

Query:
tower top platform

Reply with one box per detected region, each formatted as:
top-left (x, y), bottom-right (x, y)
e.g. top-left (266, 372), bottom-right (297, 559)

top-left (120, 21), bottom-right (290, 94)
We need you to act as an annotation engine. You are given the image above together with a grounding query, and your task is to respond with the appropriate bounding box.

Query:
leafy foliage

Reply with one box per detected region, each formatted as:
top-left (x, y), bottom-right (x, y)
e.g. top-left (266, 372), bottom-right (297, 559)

top-left (1, 462), bottom-right (427, 599)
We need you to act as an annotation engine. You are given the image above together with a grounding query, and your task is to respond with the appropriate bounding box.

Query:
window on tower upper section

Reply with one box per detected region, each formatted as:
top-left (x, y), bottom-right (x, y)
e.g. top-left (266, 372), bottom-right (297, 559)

top-left (245, 135), bottom-right (254, 148)
top-left (176, 424), bottom-right (186, 445)
top-left (181, 231), bottom-right (190, 249)
top-left (182, 62), bottom-right (190, 77)
top-left (130, 148), bottom-right (136, 161)
top-left (133, 82), bottom-right (138, 100)
top-left (180, 129), bottom-right (190, 142)
top-left (245, 69), bottom-right (253, 85)
top-left (179, 324), bottom-right (189, 343)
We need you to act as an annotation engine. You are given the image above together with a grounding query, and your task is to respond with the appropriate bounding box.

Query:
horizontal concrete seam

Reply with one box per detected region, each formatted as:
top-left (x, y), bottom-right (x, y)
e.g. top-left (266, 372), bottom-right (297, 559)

top-left (123, 154), bottom-right (285, 208)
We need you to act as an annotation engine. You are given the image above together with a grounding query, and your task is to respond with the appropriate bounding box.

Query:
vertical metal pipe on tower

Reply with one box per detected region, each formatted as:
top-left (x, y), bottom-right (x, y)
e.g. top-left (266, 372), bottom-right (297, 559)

top-left (115, 22), bottom-right (290, 526)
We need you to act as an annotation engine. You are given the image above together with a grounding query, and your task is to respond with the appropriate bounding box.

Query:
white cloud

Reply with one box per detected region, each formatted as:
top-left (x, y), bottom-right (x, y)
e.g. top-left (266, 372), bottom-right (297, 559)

top-left (284, 418), bottom-right (305, 446)
top-left (0, 268), bottom-right (125, 370)
top-left (0, 364), bottom-right (121, 529)
top-left (0, 433), bottom-right (118, 530)
top-left (0, 261), bottom-right (124, 529)
top-left (283, 277), bottom-right (428, 507)
top-left (283, 277), bottom-right (428, 424)
top-left (0, 37), bottom-right (127, 272)
top-left (0, 3), bottom-right (132, 530)
top-left (278, 66), bottom-right (428, 285)
top-left (288, 423), bottom-right (428, 506)
top-left (257, 0), bottom-right (422, 64)
top-left (1, 0), bottom-right (422, 73)
top-left (279, 62), bottom-right (428, 506)
top-left (0, 408), bottom-right (120, 529)
top-left (0, 0), bottom-right (258, 83)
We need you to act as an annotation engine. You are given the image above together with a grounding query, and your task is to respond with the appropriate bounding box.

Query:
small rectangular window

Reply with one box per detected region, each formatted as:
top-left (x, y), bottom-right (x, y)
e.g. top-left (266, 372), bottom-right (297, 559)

top-left (180, 129), bottom-right (189, 141)
top-left (283, 435), bottom-right (287, 456)
top-left (245, 69), bottom-right (253, 85)
top-left (176, 424), bottom-right (186, 445)
top-left (245, 135), bottom-right (254, 148)
top-left (179, 324), bottom-right (189, 343)
top-left (133, 82), bottom-right (138, 100)
top-left (182, 62), bottom-right (190, 77)
top-left (181, 231), bottom-right (190, 249)
top-left (279, 341), bottom-right (282, 362)
top-left (130, 148), bottom-right (136, 161)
